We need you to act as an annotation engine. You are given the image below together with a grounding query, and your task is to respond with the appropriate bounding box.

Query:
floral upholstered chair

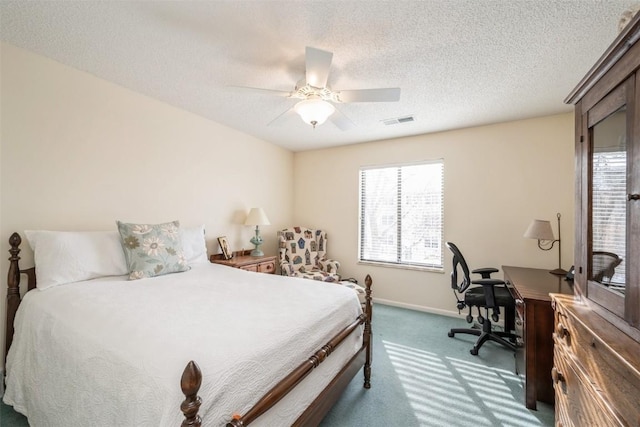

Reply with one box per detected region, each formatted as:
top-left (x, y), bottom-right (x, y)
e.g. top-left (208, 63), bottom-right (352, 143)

top-left (278, 227), bottom-right (340, 282)
top-left (278, 227), bottom-right (367, 305)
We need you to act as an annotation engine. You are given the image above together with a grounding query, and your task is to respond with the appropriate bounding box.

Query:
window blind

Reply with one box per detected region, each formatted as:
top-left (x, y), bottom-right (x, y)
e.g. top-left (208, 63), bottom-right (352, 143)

top-left (359, 160), bottom-right (444, 269)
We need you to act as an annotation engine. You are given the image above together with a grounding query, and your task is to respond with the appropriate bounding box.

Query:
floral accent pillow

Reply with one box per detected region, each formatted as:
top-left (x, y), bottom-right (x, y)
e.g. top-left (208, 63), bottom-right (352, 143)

top-left (116, 220), bottom-right (190, 280)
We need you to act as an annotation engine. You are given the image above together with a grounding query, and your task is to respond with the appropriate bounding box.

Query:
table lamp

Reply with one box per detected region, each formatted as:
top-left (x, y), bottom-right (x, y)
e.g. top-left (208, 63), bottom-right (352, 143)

top-left (244, 207), bottom-right (270, 256)
top-left (524, 212), bottom-right (567, 276)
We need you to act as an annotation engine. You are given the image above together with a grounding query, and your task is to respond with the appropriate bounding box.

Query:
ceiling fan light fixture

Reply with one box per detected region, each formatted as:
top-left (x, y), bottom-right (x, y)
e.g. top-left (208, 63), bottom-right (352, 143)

top-left (294, 97), bottom-right (335, 128)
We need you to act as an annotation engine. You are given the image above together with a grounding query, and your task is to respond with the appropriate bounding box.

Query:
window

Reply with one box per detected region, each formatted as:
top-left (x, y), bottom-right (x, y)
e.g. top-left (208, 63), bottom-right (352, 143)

top-left (359, 160), bottom-right (444, 269)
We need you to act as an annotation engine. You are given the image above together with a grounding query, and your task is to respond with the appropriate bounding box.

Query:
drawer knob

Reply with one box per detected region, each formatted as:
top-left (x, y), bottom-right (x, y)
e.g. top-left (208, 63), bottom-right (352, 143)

top-left (556, 323), bottom-right (568, 339)
top-left (551, 367), bottom-right (565, 384)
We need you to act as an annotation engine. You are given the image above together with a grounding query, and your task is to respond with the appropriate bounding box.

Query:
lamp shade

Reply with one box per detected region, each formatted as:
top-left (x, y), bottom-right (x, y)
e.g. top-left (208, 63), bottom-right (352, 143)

top-left (523, 219), bottom-right (555, 241)
top-left (244, 208), bottom-right (270, 226)
top-left (294, 97), bottom-right (335, 127)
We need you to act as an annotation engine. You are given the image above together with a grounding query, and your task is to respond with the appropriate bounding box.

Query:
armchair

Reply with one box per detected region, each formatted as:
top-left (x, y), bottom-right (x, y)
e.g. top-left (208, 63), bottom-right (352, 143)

top-left (446, 242), bottom-right (517, 355)
top-left (277, 227), bottom-right (341, 282)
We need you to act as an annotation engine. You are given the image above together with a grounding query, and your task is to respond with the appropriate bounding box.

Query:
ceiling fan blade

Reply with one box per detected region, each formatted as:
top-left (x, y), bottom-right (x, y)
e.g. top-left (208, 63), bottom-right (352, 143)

top-left (330, 106), bottom-right (356, 131)
top-left (228, 85), bottom-right (293, 97)
top-left (337, 88), bottom-right (401, 103)
top-left (267, 105), bottom-right (297, 127)
top-left (305, 47), bottom-right (333, 88)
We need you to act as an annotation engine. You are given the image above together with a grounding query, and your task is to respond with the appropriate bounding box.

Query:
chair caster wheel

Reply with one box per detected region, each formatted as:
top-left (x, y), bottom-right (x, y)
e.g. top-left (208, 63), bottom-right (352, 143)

top-left (448, 331), bottom-right (454, 338)
top-left (466, 314), bottom-right (473, 323)
top-left (478, 316), bottom-right (484, 325)
top-left (470, 348), bottom-right (478, 356)
top-left (492, 314), bottom-right (499, 323)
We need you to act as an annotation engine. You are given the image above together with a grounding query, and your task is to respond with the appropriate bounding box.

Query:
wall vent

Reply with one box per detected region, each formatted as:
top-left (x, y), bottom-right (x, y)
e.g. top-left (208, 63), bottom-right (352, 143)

top-left (381, 115), bottom-right (415, 125)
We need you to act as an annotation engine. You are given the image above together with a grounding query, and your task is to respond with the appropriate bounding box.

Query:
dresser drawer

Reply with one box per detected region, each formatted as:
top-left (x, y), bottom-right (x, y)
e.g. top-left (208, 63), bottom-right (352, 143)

top-left (514, 316), bottom-right (525, 377)
top-left (211, 253), bottom-right (277, 275)
top-left (239, 261), bottom-right (275, 274)
top-left (257, 260), bottom-right (275, 274)
top-left (553, 345), bottom-right (622, 427)
top-left (554, 303), bottom-right (640, 425)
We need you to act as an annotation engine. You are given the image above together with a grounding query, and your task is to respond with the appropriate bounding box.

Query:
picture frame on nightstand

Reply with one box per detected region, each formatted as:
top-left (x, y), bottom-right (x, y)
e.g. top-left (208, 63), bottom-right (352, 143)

top-left (217, 236), bottom-right (232, 260)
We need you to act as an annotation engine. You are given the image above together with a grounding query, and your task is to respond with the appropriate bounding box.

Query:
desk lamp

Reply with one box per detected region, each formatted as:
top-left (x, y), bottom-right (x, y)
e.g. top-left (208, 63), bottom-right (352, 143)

top-left (244, 208), bottom-right (270, 256)
top-left (524, 212), bottom-right (567, 276)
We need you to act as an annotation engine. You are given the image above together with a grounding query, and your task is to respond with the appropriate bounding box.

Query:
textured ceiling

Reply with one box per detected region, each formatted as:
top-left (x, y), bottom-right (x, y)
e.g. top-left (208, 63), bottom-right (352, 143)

top-left (0, 1), bottom-right (634, 151)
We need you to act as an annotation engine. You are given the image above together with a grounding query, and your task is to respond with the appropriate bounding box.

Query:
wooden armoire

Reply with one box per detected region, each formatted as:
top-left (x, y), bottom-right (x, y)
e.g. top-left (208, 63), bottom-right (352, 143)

top-left (551, 11), bottom-right (640, 427)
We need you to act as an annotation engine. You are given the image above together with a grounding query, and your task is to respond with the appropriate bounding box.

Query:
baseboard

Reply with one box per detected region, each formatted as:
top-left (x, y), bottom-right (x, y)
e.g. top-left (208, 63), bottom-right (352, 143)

top-left (373, 298), bottom-right (464, 319)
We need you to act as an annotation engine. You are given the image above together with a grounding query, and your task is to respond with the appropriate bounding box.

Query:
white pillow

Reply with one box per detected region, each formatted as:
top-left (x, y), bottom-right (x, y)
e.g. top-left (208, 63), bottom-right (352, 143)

top-left (181, 225), bottom-right (208, 264)
top-left (24, 230), bottom-right (128, 290)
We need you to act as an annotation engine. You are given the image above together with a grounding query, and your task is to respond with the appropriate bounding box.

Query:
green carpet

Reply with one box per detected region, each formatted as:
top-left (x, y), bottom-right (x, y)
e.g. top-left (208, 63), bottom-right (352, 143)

top-left (320, 304), bottom-right (553, 426)
top-left (1, 303), bottom-right (553, 426)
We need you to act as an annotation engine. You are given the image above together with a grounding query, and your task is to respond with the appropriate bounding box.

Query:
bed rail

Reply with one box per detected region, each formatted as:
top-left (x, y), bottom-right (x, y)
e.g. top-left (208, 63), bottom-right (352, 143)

top-left (181, 275), bottom-right (373, 427)
top-left (226, 274), bottom-right (373, 426)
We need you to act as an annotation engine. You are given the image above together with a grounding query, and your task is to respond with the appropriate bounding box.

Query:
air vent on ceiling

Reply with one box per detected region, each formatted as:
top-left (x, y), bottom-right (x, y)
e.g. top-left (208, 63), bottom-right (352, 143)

top-left (381, 115), bottom-right (415, 126)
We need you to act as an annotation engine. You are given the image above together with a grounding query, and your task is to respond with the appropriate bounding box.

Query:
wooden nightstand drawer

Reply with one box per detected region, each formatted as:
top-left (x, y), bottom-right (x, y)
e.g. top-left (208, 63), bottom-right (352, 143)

top-left (257, 260), bottom-right (275, 274)
top-left (210, 250), bottom-right (276, 275)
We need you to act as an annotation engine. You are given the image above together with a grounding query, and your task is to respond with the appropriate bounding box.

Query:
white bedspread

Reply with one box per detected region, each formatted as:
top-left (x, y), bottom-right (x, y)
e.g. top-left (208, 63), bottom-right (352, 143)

top-left (3, 263), bottom-right (363, 426)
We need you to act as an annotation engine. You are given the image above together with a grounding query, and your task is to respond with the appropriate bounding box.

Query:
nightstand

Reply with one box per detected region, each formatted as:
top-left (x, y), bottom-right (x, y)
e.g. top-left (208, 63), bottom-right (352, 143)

top-left (209, 250), bottom-right (276, 274)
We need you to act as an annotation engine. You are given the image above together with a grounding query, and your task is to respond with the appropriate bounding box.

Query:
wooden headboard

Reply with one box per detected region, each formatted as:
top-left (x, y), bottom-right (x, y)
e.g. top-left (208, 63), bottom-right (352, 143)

top-left (3, 232), bottom-right (206, 424)
top-left (5, 232), bottom-right (37, 372)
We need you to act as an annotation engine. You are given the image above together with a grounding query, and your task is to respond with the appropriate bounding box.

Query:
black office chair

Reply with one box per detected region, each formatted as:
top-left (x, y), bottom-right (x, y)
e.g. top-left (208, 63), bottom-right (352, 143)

top-left (446, 242), bottom-right (517, 355)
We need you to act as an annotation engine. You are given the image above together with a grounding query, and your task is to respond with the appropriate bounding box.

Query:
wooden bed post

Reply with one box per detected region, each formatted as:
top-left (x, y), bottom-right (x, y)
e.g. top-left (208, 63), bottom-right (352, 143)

top-left (5, 233), bottom-right (23, 373)
top-left (180, 360), bottom-right (203, 427)
top-left (363, 274), bottom-right (372, 389)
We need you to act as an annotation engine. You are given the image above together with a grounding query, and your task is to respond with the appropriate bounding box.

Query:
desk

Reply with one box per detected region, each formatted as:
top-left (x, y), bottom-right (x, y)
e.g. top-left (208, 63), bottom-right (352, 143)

top-left (502, 266), bottom-right (573, 410)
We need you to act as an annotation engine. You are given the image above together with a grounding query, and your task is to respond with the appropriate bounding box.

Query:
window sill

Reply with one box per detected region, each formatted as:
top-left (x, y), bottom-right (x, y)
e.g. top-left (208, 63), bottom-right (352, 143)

top-left (357, 260), bottom-right (444, 274)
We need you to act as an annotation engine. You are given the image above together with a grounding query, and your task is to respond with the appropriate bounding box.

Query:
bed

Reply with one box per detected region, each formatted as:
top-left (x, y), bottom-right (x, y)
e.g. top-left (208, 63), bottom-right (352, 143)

top-left (3, 231), bottom-right (373, 426)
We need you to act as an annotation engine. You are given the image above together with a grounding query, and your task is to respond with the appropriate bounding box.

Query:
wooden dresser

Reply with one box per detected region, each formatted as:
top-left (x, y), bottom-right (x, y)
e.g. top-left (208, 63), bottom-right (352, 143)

top-left (551, 294), bottom-right (640, 426)
top-left (557, 10), bottom-right (640, 427)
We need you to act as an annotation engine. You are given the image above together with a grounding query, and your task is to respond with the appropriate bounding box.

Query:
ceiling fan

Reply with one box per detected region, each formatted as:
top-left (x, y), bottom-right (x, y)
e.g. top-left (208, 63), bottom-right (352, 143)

top-left (232, 46), bottom-right (401, 129)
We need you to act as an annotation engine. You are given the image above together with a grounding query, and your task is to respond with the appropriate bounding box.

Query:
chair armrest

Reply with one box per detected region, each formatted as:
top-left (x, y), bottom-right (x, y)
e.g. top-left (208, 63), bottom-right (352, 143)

top-left (472, 267), bottom-right (499, 278)
top-left (279, 261), bottom-right (293, 276)
top-left (318, 258), bottom-right (340, 274)
top-left (471, 278), bottom-right (505, 308)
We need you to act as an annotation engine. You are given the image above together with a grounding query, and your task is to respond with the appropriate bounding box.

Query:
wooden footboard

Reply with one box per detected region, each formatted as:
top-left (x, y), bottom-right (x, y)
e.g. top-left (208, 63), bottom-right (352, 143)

top-left (5, 233), bottom-right (373, 426)
top-left (179, 275), bottom-right (373, 426)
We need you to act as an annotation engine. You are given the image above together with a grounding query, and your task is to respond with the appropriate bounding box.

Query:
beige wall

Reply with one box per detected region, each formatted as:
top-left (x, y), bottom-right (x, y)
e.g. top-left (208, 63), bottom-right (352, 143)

top-left (0, 41), bottom-right (576, 364)
top-left (293, 113), bottom-right (575, 315)
top-left (0, 43), bottom-right (294, 351)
